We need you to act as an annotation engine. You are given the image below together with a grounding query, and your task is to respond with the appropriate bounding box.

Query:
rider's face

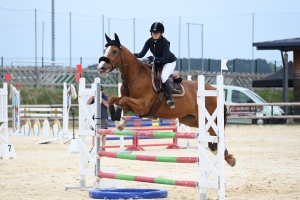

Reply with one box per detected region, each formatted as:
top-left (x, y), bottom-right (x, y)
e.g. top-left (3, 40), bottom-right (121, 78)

top-left (151, 32), bottom-right (161, 40)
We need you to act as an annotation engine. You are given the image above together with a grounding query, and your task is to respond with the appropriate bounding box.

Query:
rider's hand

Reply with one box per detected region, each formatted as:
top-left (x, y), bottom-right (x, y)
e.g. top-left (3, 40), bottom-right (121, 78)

top-left (145, 56), bottom-right (155, 65)
top-left (133, 53), bottom-right (139, 58)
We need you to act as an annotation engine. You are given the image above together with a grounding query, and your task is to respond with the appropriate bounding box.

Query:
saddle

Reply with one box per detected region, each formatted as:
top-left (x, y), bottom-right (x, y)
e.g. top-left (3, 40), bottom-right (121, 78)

top-left (141, 64), bottom-right (185, 119)
top-left (151, 64), bottom-right (185, 97)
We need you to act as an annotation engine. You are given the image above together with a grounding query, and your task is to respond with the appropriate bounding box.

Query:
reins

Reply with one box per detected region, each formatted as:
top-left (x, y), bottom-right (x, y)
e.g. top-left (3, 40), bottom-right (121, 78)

top-left (107, 47), bottom-right (159, 96)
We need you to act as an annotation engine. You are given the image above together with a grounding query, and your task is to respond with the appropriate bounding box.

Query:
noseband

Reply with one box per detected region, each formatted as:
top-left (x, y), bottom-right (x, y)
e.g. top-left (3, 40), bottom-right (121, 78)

top-left (99, 56), bottom-right (110, 63)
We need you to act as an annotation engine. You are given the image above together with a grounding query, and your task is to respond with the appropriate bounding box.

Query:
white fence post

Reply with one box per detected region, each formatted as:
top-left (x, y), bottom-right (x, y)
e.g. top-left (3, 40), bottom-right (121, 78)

top-left (217, 75), bottom-right (226, 199)
top-left (0, 82), bottom-right (17, 159)
top-left (10, 85), bottom-right (21, 135)
top-left (197, 75), bottom-right (225, 199)
top-left (60, 82), bottom-right (71, 143)
top-left (77, 77), bottom-right (98, 187)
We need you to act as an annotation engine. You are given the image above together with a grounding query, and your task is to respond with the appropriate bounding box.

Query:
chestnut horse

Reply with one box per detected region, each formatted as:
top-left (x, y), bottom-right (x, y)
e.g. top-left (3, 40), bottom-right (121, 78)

top-left (97, 33), bottom-right (236, 167)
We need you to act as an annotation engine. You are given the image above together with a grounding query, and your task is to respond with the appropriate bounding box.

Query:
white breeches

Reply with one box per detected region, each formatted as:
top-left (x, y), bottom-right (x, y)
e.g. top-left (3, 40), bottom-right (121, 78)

top-left (161, 61), bottom-right (176, 83)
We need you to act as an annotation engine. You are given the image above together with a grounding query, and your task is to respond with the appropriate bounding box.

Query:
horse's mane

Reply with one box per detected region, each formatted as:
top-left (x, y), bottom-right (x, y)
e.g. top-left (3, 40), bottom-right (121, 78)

top-left (120, 45), bottom-right (148, 67)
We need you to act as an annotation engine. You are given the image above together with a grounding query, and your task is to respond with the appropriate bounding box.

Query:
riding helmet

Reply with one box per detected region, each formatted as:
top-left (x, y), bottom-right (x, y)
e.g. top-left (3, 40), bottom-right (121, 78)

top-left (150, 22), bottom-right (164, 33)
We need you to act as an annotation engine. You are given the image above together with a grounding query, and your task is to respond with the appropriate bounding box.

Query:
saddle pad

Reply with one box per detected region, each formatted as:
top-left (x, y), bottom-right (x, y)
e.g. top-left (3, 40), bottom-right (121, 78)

top-left (150, 64), bottom-right (185, 97)
top-left (172, 82), bottom-right (185, 97)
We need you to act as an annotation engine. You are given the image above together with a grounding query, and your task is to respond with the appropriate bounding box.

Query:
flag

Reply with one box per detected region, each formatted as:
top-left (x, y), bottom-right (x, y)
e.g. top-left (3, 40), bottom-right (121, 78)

top-left (5, 73), bottom-right (12, 81)
top-left (76, 64), bottom-right (82, 75)
top-left (221, 59), bottom-right (228, 70)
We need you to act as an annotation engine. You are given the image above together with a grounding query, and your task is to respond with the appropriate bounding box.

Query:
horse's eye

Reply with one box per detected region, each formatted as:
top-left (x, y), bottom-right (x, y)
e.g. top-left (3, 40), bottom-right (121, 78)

top-left (112, 50), bottom-right (117, 54)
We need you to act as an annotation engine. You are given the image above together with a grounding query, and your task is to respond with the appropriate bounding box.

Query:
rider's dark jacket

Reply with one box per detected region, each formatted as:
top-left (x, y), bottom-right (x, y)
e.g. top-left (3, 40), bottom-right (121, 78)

top-left (135, 36), bottom-right (177, 68)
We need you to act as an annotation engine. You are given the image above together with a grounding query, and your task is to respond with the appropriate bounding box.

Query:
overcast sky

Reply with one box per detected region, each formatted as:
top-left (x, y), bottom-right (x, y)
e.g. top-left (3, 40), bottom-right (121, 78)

top-left (0, 0), bottom-right (299, 67)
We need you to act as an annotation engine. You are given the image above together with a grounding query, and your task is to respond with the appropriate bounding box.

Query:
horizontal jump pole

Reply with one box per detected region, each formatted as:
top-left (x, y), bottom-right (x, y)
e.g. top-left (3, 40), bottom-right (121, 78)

top-left (108, 121), bottom-right (176, 127)
top-left (108, 119), bottom-right (176, 123)
top-left (106, 136), bottom-right (134, 140)
top-left (106, 136), bottom-right (168, 141)
top-left (99, 151), bottom-right (198, 163)
top-left (20, 113), bottom-right (63, 117)
top-left (98, 172), bottom-right (198, 188)
top-left (109, 119), bottom-right (161, 123)
top-left (103, 143), bottom-right (180, 150)
top-left (127, 127), bottom-right (177, 131)
top-left (97, 129), bottom-right (198, 139)
top-left (20, 108), bottom-right (63, 112)
top-left (110, 116), bottom-right (176, 121)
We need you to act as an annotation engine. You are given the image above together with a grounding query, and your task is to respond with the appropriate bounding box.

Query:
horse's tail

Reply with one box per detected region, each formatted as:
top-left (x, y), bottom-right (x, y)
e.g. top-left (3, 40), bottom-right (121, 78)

top-left (224, 104), bottom-right (228, 128)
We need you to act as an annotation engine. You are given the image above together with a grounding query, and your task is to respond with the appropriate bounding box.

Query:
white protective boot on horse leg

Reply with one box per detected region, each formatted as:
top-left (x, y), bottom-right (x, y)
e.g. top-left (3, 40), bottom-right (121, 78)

top-left (162, 80), bottom-right (175, 108)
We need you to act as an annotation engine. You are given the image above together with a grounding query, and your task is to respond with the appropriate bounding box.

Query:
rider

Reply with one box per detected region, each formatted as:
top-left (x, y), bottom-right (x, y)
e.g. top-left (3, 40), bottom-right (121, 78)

top-left (134, 22), bottom-right (177, 109)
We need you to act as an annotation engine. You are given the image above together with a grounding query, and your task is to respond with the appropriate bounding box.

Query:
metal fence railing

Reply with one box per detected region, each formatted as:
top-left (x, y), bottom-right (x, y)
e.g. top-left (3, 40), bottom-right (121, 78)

top-left (1, 66), bottom-right (270, 89)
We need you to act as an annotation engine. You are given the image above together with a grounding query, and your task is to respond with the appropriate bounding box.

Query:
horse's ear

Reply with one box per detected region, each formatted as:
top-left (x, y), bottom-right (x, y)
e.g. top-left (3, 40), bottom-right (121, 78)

top-left (105, 33), bottom-right (111, 43)
top-left (114, 33), bottom-right (121, 46)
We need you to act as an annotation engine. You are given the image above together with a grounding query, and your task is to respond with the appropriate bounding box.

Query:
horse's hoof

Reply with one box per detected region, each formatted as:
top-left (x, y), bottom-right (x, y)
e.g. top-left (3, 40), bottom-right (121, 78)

top-left (115, 117), bottom-right (126, 131)
top-left (230, 158), bottom-right (236, 167)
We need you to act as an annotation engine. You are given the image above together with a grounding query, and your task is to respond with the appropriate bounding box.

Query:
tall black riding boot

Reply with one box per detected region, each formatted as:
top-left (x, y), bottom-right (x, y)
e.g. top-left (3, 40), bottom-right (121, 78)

top-left (162, 80), bottom-right (175, 109)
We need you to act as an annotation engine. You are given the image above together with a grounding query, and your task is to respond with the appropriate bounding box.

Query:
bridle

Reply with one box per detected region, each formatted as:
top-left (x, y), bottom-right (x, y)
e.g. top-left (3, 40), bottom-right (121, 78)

top-left (99, 45), bottom-right (158, 96)
top-left (99, 46), bottom-right (127, 71)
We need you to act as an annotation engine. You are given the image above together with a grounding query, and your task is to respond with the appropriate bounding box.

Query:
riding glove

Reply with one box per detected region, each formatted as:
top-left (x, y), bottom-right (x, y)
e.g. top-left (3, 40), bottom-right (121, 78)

top-left (133, 53), bottom-right (139, 58)
top-left (145, 56), bottom-right (155, 65)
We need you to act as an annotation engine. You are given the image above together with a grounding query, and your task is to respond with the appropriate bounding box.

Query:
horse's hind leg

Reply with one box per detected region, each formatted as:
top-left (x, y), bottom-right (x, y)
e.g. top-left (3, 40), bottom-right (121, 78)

top-left (207, 143), bottom-right (236, 167)
top-left (179, 116), bottom-right (236, 167)
top-left (208, 142), bottom-right (217, 155)
top-left (178, 115), bottom-right (198, 128)
top-left (224, 148), bottom-right (236, 167)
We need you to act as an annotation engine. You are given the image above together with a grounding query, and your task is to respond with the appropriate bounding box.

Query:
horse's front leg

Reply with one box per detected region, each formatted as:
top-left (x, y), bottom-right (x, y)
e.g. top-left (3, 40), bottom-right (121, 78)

top-left (108, 96), bottom-right (128, 131)
top-left (107, 96), bottom-right (121, 121)
top-left (110, 96), bottom-right (147, 131)
top-left (113, 96), bottom-right (147, 120)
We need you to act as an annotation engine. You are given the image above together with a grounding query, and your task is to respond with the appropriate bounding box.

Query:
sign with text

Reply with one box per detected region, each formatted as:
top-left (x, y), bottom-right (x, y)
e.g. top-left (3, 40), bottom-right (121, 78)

top-left (229, 105), bottom-right (262, 116)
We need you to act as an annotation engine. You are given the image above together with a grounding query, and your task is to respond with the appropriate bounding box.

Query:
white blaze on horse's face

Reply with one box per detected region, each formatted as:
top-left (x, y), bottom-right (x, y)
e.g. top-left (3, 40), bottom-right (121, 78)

top-left (97, 46), bottom-right (111, 78)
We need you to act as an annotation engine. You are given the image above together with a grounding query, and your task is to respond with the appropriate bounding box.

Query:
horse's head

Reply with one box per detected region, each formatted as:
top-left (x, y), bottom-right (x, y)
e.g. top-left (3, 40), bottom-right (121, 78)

top-left (97, 33), bottom-right (125, 78)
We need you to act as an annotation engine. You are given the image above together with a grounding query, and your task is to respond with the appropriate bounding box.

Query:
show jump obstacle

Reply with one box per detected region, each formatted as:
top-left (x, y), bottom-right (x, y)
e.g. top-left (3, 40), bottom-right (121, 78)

top-left (0, 82), bottom-right (17, 159)
top-left (10, 83), bottom-right (76, 144)
top-left (106, 116), bottom-right (181, 151)
top-left (69, 75), bottom-right (226, 200)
